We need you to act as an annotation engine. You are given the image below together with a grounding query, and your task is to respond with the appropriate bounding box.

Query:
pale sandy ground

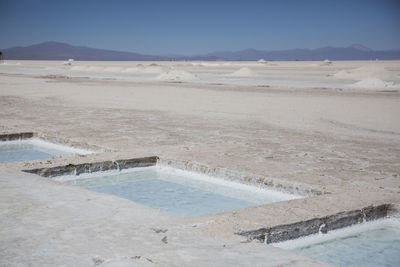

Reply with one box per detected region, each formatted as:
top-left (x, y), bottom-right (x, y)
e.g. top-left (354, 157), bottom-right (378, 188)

top-left (0, 60), bottom-right (400, 266)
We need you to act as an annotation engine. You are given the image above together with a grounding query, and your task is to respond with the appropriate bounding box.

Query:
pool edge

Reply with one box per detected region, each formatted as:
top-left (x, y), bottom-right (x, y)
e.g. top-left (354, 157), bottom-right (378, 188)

top-left (236, 203), bottom-right (393, 244)
top-left (0, 132), bottom-right (34, 141)
top-left (23, 156), bottom-right (159, 177)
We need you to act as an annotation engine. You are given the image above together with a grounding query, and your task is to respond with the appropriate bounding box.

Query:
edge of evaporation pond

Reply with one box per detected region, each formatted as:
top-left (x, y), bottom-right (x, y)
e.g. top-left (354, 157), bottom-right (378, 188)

top-left (0, 132), bottom-right (35, 141)
top-left (24, 156), bottom-right (322, 197)
top-left (236, 203), bottom-right (392, 244)
top-left (23, 156), bottom-right (159, 177)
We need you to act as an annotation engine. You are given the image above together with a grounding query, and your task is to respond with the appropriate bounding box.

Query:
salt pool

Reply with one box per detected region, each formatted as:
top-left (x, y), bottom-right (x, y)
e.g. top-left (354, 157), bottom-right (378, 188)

top-left (274, 218), bottom-right (400, 267)
top-left (0, 139), bottom-right (91, 162)
top-left (54, 165), bottom-right (302, 217)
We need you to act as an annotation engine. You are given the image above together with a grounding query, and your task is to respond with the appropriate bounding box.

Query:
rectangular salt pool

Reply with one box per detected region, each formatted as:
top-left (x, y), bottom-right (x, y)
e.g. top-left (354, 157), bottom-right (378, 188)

top-left (54, 166), bottom-right (301, 217)
top-left (0, 139), bottom-right (91, 162)
top-left (274, 219), bottom-right (400, 267)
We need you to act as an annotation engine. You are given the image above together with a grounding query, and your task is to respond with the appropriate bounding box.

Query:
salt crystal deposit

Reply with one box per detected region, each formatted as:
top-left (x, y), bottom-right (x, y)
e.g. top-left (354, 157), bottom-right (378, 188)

top-left (334, 65), bottom-right (392, 80)
top-left (350, 78), bottom-right (395, 89)
top-left (1, 59), bottom-right (399, 266)
top-left (121, 67), bottom-right (142, 73)
top-left (157, 69), bottom-right (199, 82)
top-left (322, 59), bottom-right (332, 65)
top-left (229, 67), bottom-right (257, 77)
top-left (141, 65), bottom-right (166, 74)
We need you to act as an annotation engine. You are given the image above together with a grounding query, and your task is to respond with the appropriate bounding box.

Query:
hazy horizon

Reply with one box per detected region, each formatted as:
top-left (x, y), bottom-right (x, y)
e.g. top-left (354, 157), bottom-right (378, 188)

top-left (2, 40), bottom-right (393, 56)
top-left (1, 0), bottom-right (400, 55)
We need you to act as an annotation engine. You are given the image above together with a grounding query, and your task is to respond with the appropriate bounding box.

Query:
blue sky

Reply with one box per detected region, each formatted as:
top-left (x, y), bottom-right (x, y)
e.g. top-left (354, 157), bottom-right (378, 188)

top-left (0, 0), bottom-right (399, 55)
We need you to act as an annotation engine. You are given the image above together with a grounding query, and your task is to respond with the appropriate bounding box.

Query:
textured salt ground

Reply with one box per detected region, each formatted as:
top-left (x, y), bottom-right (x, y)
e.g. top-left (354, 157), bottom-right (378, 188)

top-left (0, 168), bottom-right (329, 266)
top-left (0, 60), bottom-right (399, 266)
top-left (2, 60), bottom-right (400, 90)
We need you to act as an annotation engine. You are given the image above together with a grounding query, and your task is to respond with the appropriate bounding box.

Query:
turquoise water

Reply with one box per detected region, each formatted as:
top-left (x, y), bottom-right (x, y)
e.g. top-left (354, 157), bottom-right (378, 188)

top-left (0, 141), bottom-right (56, 162)
top-left (90, 179), bottom-right (253, 217)
top-left (294, 226), bottom-right (400, 267)
top-left (0, 139), bottom-right (87, 162)
top-left (0, 149), bottom-right (54, 162)
top-left (60, 166), bottom-right (298, 217)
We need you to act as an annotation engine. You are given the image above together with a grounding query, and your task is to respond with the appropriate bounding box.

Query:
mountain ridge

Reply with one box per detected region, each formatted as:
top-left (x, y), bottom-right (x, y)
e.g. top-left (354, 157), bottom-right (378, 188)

top-left (1, 41), bottom-right (166, 61)
top-left (2, 41), bottom-right (400, 61)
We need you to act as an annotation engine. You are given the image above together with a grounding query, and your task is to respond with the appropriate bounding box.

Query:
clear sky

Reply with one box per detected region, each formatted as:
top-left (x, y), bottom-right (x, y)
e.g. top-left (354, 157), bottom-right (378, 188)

top-left (1, 0), bottom-right (399, 55)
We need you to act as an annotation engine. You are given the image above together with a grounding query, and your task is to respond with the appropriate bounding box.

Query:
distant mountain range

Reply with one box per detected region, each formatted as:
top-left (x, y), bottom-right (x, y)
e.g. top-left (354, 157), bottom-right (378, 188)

top-left (1, 42), bottom-right (166, 61)
top-left (2, 41), bottom-right (400, 61)
top-left (203, 44), bottom-right (400, 61)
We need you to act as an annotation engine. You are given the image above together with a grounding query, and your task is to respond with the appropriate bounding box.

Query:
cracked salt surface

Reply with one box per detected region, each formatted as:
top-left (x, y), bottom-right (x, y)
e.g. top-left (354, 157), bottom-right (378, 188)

top-left (54, 165), bottom-right (302, 217)
top-left (274, 218), bottom-right (400, 267)
top-left (0, 138), bottom-right (92, 162)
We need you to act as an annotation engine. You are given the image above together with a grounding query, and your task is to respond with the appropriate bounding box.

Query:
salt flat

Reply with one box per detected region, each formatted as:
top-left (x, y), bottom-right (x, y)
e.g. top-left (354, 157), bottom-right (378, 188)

top-left (0, 60), bottom-right (399, 266)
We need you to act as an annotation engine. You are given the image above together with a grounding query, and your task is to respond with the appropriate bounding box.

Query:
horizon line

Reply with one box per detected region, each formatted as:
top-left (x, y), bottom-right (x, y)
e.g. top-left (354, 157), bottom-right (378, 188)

top-left (3, 41), bottom-right (400, 57)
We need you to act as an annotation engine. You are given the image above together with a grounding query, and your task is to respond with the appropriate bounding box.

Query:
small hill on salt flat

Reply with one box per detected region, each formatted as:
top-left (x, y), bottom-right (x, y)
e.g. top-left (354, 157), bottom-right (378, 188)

top-left (229, 67), bottom-right (257, 77)
top-left (334, 65), bottom-right (392, 80)
top-left (157, 70), bottom-right (199, 82)
top-left (350, 78), bottom-right (396, 90)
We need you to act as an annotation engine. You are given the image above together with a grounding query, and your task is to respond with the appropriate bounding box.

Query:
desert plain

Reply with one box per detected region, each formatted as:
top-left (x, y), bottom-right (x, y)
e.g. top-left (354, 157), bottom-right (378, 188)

top-left (0, 60), bottom-right (399, 266)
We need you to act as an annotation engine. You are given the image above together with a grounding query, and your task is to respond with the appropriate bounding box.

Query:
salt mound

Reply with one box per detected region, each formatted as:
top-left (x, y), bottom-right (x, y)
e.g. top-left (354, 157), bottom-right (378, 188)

top-left (121, 67), bottom-right (142, 73)
top-left (157, 70), bottom-right (199, 82)
top-left (62, 59), bottom-right (74, 65)
top-left (121, 65), bottom-right (165, 74)
top-left (350, 78), bottom-right (395, 89)
top-left (202, 62), bottom-right (221, 67)
top-left (230, 67), bottom-right (257, 77)
top-left (191, 62), bottom-right (204, 67)
top-left (334, 65), bottom-right (391, 80)
top-left (322, 59), bottom-right (332, 65)
top-left (142, 65), bottom-right (165, 74)
top-left (257, 59), bottom-right (267, 64)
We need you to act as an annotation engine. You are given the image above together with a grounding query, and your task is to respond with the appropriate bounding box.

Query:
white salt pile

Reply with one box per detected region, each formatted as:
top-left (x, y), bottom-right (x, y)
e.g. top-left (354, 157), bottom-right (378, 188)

top-left (70, 64), bottom-right (166, 74)
top-left (350, 78), bottom-right (395, 89)
top-left (157, 70), bottom-right (199, 82)
top-left (121, 67), bottom-right (142, 73)
top-left (334, 65), bottom-right (391, 80)
top-left (191, 62), bottom-right (204, 67)
top-left (257, 59), bottom-right (267, 64)
top-left (201, 62), bottom-right (221, 67)
top-left (322, 59), bottom-right (332, 65)
top-left (0, 62), bottom-right (21, 66)
top-left (229, 67), bottom-right (257, 77)
top-left (141, 65), bottom-right (165, 74)
top-left (121, 64), bottom-right (165, 74)
top-left (63, 59), bottom-right (73, 65)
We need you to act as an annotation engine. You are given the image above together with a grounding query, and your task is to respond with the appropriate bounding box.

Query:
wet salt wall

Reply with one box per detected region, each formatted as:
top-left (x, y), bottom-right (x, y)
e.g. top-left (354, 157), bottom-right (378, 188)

top-left (24, 156), bottom-right (158, 177)
top-left (0, 132), bottom-right (34, 141)
top-left (23, 156), bottom-right (391, 238)
top-left (237, 204), bottom-right (391, 244)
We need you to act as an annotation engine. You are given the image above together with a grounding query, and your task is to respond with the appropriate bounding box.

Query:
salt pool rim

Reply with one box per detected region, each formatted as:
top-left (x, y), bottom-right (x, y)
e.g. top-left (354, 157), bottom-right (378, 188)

top-left (158, 158), bottom-right (322, 197)
top-left (273, 217), bottom-right (400, 250)
top-left (237, 203), bottom-right (394, 244)
top-left (50, 165), bottom-right (301, 204)
top-left (24, 156), bottom-right (392, 238)
top-left (0, 132), bottom-right (34, 141)
top-left (22, 156), bottom-right (321, 197)
top-left (0, 132), bottom-right (93, 155)
top-left (23, 156), bottom-right (159, 177)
